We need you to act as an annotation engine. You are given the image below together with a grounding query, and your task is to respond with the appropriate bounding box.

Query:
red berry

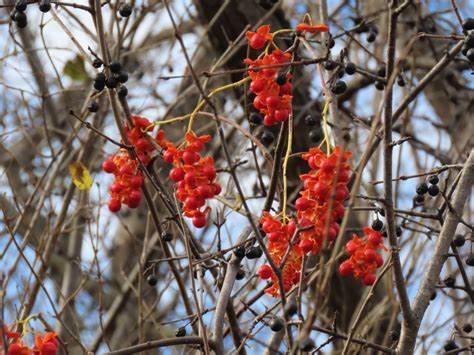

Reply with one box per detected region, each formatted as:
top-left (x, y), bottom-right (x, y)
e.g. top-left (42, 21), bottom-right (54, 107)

top-left (182, 150), bottom-right (200, 164)
top-left (192, 213), bottom-right (207, 228)
top-left (295, 197), bottom-right (311, 211)
top-left (257, 264), bottom-right (273, 279)
top-left (108, 198), bottom-right (121, 212)
top-left (267, 232), bottom-right (282, 242)
top-left (367, 232), bottom-right (383, 246)
top-left (313, 182), bottom-right (328, 201)
top-left (320, 159), bottom-right (335, 173)
top-left (339, 260), bottom-right (353, 276)
top-left (127, 190), bottom-right (142, 208)
top-left (253, 95), bottom-right (265, 110)
top-left (345, 239), bottom-right (358, 254)
top-left (130, 175), bottom-right (144, 188)
top-left (362, 273), bottom-right (376, 286)
top-left (169, 167), bottom-right (185, 181)
top-left (163, 150), bottom-right (174, 163)
top-left (299, 238), bottom-right (314, 253)
top-left (335, 185), bottom-right (349, 201)
top-left (264, 115), bottom-right (276, 126)
top-left (211, 183), bottom-right (221, 195)
top-left (102, 159), bottom-right (116, 173)
top-left (249, 34), bottom-right (266, 49)
top-left (136, 138), bottom-right (151, 152)
top-left (364, 248), bottom-right (377, 262)
top-left (250, 78), bottom-right (266, 93)
top-left (286, 219), bottom-right (296, 236)
top-left (110, 183), bottom-right (123, 193)
top-left (274, 109), bottom-right (289, 121)
top-left (266, 96), bottom-right (280, 108)
top-left (196, 185), bottom-right (213, 198)
top-left (203, 165), bottom-right (216, 180)
top-left (184, 173), bottom-right (196, 187)
top-left (375, 253), bottom-right (384, 267)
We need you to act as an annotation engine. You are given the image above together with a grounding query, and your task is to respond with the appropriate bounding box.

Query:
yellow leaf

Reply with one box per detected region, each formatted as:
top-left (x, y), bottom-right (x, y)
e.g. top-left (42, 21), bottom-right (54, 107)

top-left (69, 161), bottom-right (93, 190)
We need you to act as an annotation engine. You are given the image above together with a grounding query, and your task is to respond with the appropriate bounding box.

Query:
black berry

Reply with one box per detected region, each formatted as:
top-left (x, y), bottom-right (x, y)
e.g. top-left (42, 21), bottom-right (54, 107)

top-left (117, 71), bottom-right (129, 83)
top-left (332, 80), bottom-right (347, 95)
top-left (299, 337), bottom-right (315, 352)
top-left (428, 184), bottom-right (439, 197)
top-left (464, 34), bottom-right (474, 49)
top-left (377, 66), bottom-right (386, 77)
top-left (39, 0), bottom-right (51, 13)
top-left (466, 48), bottom-right (474, 62)
top-left (146, 274), bottom-right (157, 286)
top-left (462, 18), bottom-right (474, 31)
top-left (15, 0), bottom-right (27, 12)
top-left (14, 11), bottom-right (27, 28)
top-left (93, 58), bottom-right (103, 68)
top-left (414, 194), bottom-right (424, 204)
top-left (94, 73), bottom-right (106, 91)
top-left (390, 330), bottom-right (399, 341)
top-left (258, 0), bottom-right (275, 10)
top-left (235, 268), bottom-right (245, 280)
top-left (284, 301), bottom-right (297, 316)
top-left (375, 81), bottom-right (385, 91)
top-left (88, 101), bottom-right (99, 113)
top-left (416, 182), bottom-right (428, 195)
top-left (249, 112), bottom-right (263, 125)
top-left (276, 72), bottom-right (286, 85)
top-left (119, 3), bottom-right (132, 17)
top-left (106, 76), bottom-right (118, 89)
top-left (245, 246), bottom-right (262, 259)
top-left (161, 232), bottom-right (173, 242)
top-left (443, 276), bottom-right (455, 288)
top-left (443, 340), bottom-right (458, 352)
top-left (462, 323), bottom-right (472, 333)
top-left (326, 37), bottom-right (335, 49)
top-left (304, 115), bottom-right (318, 126)
top-left (109, 61), bottom-right (122, 74)
top-left (430, 291), bottom-right (436, 300)
top-left (175, 327), bottom-right (186, 337)
top-left (396, 226), bottom-right (402, 237)
top-left (453, 235), bottom-right (465, 247)
top-left (466, 254), bottom-right (474, 267)
top-left (397, 76), bottom-right (405, 87)
top-left (269, 318), bottom-right (284, 332)
top-left (345, 62), bottom-right (356, 75)
top-left (118, 85), bottom-right (128, 98)
top-left (428, 175), bottom-right (439, 185)
top-left (372, 219), bottom-right (383, 231)
top-left (367, 29), bottom-right (377, 43)
top-left (261, 130), bottom-right (274, 146)
top-left (323, 60), bottom-right (337, 71)
top-left (234, 246), bottom-right (246, 259)
top-left (309, 128), bottom-right (323, 143)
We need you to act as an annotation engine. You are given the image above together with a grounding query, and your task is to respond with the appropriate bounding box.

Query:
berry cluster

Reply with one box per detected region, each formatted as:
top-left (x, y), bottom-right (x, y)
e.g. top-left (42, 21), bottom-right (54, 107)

top-left (295, 146), bottom-right (351, 254)
top-left (339, 227), bottom-right (385, 285)
top-left (244, 47), bottom-right (293, 126)
top-left (462, 18), bottom-right (474, 63)
top-left (11, 0), bottom-right (51, 29)
top-left (157, 130), bottom-right (221, 228)
top-left (1, 323), bottom-right (59, 355)
top-left (102, 115), bottom-right (154, 212)
top-left (257, 212), bottom-right (303, 296)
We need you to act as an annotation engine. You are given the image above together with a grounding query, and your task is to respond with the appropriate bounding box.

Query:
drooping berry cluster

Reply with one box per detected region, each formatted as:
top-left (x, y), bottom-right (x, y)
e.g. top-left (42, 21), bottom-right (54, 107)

top-left (156, 130), bottom-right (221, 228)
top-left (257, 212), bottom-right (303, 297)
top-left (295, 146), bottom-right (351, 254)
top-left (1, 323), bottom-right (59, 355)
top-left (102, 115), bottom-right (154, 212)
top-left (244, 48), bottom-right (293, 126)
top-left (339, 227), bottom-right (385, 285)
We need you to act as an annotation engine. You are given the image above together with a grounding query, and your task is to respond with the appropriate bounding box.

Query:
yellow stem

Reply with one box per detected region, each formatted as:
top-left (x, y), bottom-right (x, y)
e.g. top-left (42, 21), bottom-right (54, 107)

top-left (282, 115), bottom-right (293, 220)
top-left (187, 76), bottom-right (251, 132)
